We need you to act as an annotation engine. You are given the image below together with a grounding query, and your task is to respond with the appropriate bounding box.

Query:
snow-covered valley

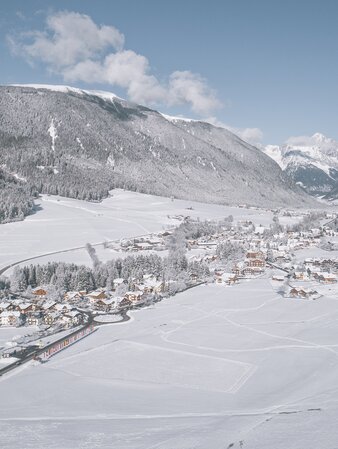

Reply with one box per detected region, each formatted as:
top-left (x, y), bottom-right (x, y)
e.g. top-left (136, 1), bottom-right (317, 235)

top-left (0, 190), bottom-right (338, 448)
top-left (0, 189), bottom-right (277, 273)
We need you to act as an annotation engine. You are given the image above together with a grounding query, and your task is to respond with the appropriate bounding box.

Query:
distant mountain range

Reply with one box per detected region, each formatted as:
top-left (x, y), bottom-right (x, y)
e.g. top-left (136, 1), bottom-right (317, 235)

top-left (263, 133), bottom-right (338, 199)
top-left (0, 84), bottom-right (316, 222)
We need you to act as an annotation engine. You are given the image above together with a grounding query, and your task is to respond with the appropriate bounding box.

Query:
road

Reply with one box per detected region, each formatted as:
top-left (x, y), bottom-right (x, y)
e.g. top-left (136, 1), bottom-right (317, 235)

top-left (0, 226), bottom-right (176, 277)
top-left (0, 241), bottom-right (111, 276)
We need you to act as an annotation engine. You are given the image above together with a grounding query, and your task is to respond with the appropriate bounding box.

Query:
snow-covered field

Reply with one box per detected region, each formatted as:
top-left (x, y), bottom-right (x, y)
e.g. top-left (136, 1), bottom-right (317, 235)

top-left (1, 190), bottom-right (338, 448)
top-left (0, 189), bottom-right (278, 273)
top-left (1, 279), bottom-right (338, 448)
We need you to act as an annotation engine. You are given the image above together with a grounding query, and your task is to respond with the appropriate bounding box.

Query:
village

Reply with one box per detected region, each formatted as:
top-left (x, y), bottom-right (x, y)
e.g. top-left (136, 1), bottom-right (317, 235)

top-left (0, 209), bottom-right (338, 360)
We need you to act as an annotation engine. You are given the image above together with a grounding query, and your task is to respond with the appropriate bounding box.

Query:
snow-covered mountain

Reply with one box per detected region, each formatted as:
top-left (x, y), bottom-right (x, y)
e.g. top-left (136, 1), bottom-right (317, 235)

top-left (263, 133), bottom-right (338, 198)
top-left (0, 84), bottom-right (316, 222)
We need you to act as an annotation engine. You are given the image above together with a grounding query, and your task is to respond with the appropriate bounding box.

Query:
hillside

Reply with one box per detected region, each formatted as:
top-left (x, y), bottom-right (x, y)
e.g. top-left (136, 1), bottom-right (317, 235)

top-left (264, 133), bottom-right (338, 199)
top-left (0, 84), bottom-right (316, 223)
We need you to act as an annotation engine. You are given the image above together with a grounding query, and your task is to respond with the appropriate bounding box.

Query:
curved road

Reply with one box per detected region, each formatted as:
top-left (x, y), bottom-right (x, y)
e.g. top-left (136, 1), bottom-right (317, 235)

top-left (0, 240), bottom-right (113, 276)
top-left (0, 226), bottom-right (176, 277)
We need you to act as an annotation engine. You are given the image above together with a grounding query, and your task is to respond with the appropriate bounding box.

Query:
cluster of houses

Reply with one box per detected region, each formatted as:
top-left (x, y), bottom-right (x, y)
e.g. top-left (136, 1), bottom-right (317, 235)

top-left (0, 293), bottom-right (84, 328)
top-left (0, 275), bottom-right (166, 328)
top-left (213, 250), bottom-right (267, 285)
top-left (117, 232), bottom-right (172, 252)
top-left (2, 212), bottom-right (338, 328)
top-left (185, 214), bottom-right (338, 301)
top-left (291, 258), bottom-right (338, 284)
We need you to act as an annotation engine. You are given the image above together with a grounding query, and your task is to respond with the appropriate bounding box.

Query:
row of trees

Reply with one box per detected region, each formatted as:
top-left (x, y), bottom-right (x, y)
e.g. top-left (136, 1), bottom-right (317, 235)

top-left (9, 251), bottom-right (210, 297)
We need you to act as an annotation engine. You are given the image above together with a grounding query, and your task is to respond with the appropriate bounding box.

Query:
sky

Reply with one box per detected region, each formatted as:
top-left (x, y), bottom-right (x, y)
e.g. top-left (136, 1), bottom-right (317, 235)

top-left (0, 0), bottom-right (337, 145)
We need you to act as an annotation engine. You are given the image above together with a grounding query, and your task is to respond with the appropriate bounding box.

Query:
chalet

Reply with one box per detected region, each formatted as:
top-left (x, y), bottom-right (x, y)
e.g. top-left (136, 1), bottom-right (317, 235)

top-left (246, 251), bottom-right (265, 260)
top-left (94, 298), bottom-right (116, 312)
top-left (33, 288), bottom-right (48, 298)
top-left (55, 304), bottom-right (73, 313)
top-left (64, 291), bottom-right (84, 302)
top-left (44, 312), bottom-right (60, 325)
top-left (118, 297), bottom-right (132, 309)
top-left (42, 301), bottom-right (57, 312)
top-left (0, 311), bottom-right (23, 327)
top-left (16, 303), bottom-right (37, 315)
top-left (27, 313), bottom-right (42, 326)
top-left (63, 311), bottom-right (83, 326)
top-left (124, 291), bottom-right (144, 303)
top-left (87, 291), bottom-right (108, 302)
top-left (247, 259), bottom-right (265, 268)
top-left (143, 279), bottom-right (164, 294)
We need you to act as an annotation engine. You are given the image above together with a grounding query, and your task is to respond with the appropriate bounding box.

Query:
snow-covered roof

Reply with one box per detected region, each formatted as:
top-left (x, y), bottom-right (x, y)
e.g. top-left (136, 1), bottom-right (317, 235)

top-left (0, 311), bottom-right (21, 317)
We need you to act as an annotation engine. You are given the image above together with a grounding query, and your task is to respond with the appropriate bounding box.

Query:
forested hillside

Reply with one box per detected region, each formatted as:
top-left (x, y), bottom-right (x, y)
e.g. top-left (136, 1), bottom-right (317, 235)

top-left (0, 85), bottom-right (317, 223)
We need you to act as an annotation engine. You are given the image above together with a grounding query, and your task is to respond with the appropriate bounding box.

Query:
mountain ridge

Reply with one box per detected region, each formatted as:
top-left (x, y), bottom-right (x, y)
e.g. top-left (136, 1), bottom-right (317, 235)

top-left (263, 133), bottom-right (338, 198)
top-left (0, 84), bottom-right (318, 223)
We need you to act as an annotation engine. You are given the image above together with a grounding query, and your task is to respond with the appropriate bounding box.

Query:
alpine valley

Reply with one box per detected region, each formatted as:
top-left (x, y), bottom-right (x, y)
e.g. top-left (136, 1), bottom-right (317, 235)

top-left (0, 84), bottom-right (316, 223)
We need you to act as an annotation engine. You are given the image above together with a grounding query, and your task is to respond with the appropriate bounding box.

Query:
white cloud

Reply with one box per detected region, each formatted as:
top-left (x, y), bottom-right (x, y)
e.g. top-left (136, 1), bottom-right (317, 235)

top-left (285, 133), bottom-right (334, 149)
top-left (14, 11), bottom-right (124, 68)
top-left (168, 71), bottom-right (221, 115)
top-left (206, 116), bottom-right (264, 146)
top-left (9, 11), bottom-right (220, 115)
top-left (64, 49), bottom-right (168, 105)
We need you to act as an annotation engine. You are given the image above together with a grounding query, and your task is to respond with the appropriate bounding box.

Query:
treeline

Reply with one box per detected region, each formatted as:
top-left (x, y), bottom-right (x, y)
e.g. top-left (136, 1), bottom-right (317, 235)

top-left (0, 169), bottom-right (37, 223)
top-left (10, 252), bottom-right (210, 296)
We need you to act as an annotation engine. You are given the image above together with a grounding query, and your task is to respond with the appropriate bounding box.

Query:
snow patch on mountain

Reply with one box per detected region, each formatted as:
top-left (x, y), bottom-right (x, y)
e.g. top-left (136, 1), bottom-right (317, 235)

top-left (48, 119), bottom-right (58, 152)
top-left (160, 113), bottom-right (199, 123)
top-left (10, 84), bottom-right (123, 102)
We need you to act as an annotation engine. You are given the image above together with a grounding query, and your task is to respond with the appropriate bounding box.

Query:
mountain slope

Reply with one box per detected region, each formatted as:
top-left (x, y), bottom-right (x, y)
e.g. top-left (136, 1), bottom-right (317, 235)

top-left (263, 133), bottom-right (338, 198)
top-left (0, 85), bottom-right (315, 222)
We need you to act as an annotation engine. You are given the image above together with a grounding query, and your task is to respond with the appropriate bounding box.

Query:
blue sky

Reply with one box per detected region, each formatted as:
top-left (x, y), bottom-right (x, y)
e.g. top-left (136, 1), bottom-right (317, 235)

top-left (0, 0), bottom-right (337, 144)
